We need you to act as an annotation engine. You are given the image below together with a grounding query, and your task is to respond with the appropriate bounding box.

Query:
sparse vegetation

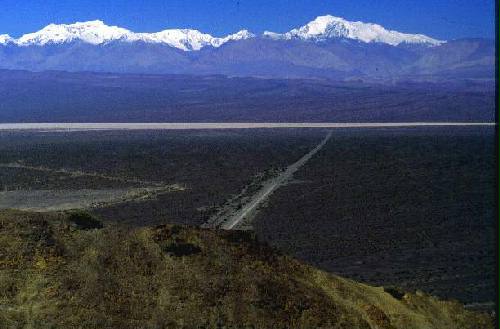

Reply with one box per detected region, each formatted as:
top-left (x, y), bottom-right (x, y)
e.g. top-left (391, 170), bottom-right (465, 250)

top-left (0, 209), bottom-right (492, 328)
top-left (0, 71), bottom-right (494, 123)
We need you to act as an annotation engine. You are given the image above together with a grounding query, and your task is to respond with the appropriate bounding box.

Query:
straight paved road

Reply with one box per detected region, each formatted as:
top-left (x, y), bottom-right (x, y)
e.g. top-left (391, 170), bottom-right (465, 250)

top-left (220, 131), bottom-right (333, 230)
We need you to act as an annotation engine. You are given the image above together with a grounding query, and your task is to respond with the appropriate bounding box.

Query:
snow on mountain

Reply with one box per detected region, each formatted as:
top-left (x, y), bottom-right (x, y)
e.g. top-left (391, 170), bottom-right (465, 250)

top-left (0, 34), bottom-right (14, 45)
top-left (10, 20), bottom-right (254, 51)
top-left (3, 15), bottom-right (444, 50)
top-left (16, 20), bottom-right (132, 46)
top-left (131, 29), bottom-right (217, 50)
top-left (132, 29), bottom-right (255, 51)
top-left (215, 30), bottom-right (255, 46)
top-left (264, 15), bottom-right (445, 46)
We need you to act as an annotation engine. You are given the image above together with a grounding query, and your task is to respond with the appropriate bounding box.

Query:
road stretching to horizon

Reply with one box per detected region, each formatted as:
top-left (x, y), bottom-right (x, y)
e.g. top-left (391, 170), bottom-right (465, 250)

top-left (211, 131), bottom-right (333, 230)
top-left (0, 122), bottom-right (495, 131)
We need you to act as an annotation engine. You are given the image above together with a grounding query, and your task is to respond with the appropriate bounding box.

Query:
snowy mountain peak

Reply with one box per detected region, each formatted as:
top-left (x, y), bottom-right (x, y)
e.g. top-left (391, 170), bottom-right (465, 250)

top-left (265, 15), bottom-right (445, 46)
top-left (131, 28), bottom-right (254, 51)
top-left (215, 30), bottom-right (255, 46)
top-left (16, 20), bottom-right (132, 46)
top-left (134, 29), bottom-right (216, 51)
top-left (225, 30), bottom-right (255, 41)
top-left (0, 34), bottom-right (13, 44)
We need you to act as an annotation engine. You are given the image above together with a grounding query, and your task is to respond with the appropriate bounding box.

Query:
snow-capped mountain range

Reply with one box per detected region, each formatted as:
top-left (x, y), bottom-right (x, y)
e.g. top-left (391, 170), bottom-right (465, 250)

top-left (5, 20), bottom-right (254, 51)
top-left (0, 15), bottom-right (492, 81)
top-left (0, 15), bottom-right (443, 50)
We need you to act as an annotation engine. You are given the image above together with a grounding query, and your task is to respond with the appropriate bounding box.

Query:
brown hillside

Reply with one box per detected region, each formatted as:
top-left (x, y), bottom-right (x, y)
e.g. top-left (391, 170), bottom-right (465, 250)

top-left (0, 210), bottom-right (492, 329)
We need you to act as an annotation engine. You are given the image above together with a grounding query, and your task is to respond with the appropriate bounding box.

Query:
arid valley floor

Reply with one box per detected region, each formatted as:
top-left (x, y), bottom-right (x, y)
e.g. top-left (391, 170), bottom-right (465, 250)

top-left (0, 126), bottom-right (495, 314)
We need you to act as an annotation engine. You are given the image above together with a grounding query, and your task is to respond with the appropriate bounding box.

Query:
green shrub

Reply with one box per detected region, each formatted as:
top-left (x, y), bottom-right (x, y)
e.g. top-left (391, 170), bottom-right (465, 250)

top-left (67, 211), bottom-right (103, 230)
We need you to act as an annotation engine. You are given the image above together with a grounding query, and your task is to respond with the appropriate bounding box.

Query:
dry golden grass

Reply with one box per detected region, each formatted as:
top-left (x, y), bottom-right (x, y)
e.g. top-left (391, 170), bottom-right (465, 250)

top-left (0, 209), bottom-right (492, 329)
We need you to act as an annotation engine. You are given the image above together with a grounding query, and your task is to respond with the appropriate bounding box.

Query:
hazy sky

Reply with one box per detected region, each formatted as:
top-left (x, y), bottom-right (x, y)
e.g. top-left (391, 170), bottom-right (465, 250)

top-left (0, 0), bottom-right (495, 40)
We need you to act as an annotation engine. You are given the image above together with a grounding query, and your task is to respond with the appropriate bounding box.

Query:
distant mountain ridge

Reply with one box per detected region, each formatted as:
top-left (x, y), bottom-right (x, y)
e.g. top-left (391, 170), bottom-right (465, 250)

top-left (0, 15), bottom-right (493, 80)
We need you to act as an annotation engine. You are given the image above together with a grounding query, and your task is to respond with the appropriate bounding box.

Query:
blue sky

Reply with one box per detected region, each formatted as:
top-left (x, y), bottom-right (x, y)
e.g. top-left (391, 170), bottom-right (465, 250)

top-left (0, 0), bottom-right (495, 40)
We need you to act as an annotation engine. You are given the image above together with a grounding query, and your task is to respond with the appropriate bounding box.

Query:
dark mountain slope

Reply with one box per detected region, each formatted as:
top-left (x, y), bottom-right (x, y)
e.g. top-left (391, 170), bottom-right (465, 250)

top-left (0, 38), bottom-right (494, 80)
top-left (409, 39), bottom-right (495, 78)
